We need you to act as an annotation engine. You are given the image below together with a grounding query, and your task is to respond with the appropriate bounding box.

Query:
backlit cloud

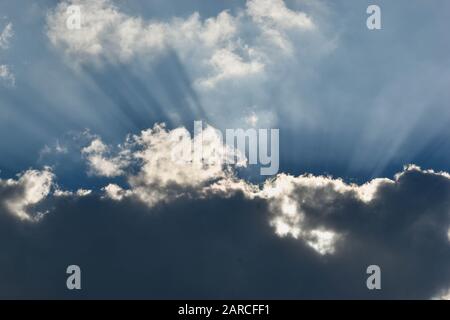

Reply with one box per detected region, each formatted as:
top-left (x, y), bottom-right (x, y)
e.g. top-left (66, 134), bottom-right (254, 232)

top-left (0, 22), bottom-right (14, 85)
top-left (0, 167), bottom-right (54, 220)
top-left (0, 159), bottom-right (449, 298)
top-left (46, 0), bottom-right (318, 88)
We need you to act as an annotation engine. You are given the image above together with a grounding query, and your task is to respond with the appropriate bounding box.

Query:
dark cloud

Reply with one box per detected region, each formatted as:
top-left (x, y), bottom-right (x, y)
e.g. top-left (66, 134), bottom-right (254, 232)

top-left (0, 167), bottom-right (449, 299)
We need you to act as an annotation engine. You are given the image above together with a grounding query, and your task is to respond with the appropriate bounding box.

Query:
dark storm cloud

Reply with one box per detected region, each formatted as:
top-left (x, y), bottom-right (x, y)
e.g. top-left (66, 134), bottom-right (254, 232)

top-left (0, 167), bottom-right (449, 299)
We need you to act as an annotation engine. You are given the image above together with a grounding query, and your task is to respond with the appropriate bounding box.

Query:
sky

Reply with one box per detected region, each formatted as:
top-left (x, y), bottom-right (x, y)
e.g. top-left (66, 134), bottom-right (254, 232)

top-left (0, 0), bottom-right (449, 299)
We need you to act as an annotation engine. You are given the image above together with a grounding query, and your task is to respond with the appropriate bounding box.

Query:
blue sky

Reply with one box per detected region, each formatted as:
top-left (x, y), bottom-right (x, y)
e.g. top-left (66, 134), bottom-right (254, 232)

top-left (0, 0), bottom-right (450, 299)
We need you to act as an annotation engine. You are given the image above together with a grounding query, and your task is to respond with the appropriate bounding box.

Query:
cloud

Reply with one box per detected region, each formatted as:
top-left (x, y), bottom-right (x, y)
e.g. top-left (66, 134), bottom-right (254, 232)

top-left (246, 0), bottom-right (314, 30)
top-left (433, 288), bottom-right (450, 300)
top-left (197, 48), bottom-right (264, 88)
top-left (0, 162), bottom-right (449, 298)
top-left (42, 0), bottom-right (338, 142)
top-left (76, 124), bottom-right (450, 262)
top-left (0, 64), bottom-right (14, 85)
top-left (0, 22), bottom-right (14, 85)
top-left (84, 123), bottom-right (245, 206)
top-left (81, 137), bottom-right (130, 177)
top-left (46, 0), bottom-right (318, 88)
top-left (0, 22), bottom-right (13, 49)
top-left (54, 188), bottom-right (91, 197)
top-left (0, 168), bottom-right (54, 220)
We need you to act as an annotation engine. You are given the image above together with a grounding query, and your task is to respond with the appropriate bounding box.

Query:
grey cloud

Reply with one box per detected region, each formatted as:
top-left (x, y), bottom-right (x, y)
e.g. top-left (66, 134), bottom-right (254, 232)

top-left (0, 166), bottom-right (449, 299)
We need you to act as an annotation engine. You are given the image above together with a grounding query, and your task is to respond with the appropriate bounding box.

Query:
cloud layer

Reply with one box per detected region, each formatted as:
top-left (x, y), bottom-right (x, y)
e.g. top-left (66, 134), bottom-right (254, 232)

top-left (44, 0), bottom-right (337, 132)
top-left (0, 123), bottom-right (449, 299)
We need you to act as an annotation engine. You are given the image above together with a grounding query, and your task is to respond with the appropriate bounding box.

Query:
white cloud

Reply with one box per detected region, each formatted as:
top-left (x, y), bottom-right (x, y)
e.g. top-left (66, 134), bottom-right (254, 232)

top-left (395, 164), bottom-right (450, 180)
top-left (46, 0), bottom-right (317, 88)
top-left (99, 123), bottom-right (244, 206)
top-left (54, 188), bottom-right (91, 197)
top-left (45, 0), bottom-right (337, 131)
top-left (0, 64), bottom-right (15, 85)
top-left (246, 0), bottom-right (314, 30)
top-left (0, 22), bottom-right (14, 86)
top-left (245, 112), bottom-right (259, 127)
top-left (130, 124), bottom-right (234, 186)
top-left (47, 1), bottom-right (205, 55)
top-left (39, 140), bottom-right (69, 160)
top-left (103, 183), bottom-right (131, 201)
top-left (197, 48), bottom-right (264, 88)
top-left (0, 168), bottom-right (54, 220)
top-left (442, 290), bottom-right (450, 300)
top-left (433, 288), bottom-right (450, 300)
top-left (82, 138), bottom-right (130, 177)
top-left (305, 229), bottom-right (337, 255)
top-left (0, 22), bottom-right (13, 49)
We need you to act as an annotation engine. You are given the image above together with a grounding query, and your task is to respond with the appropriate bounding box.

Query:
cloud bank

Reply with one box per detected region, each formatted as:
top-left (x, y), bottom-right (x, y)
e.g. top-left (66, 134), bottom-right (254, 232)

top-left (0, 123), bottom-right (449, 299)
